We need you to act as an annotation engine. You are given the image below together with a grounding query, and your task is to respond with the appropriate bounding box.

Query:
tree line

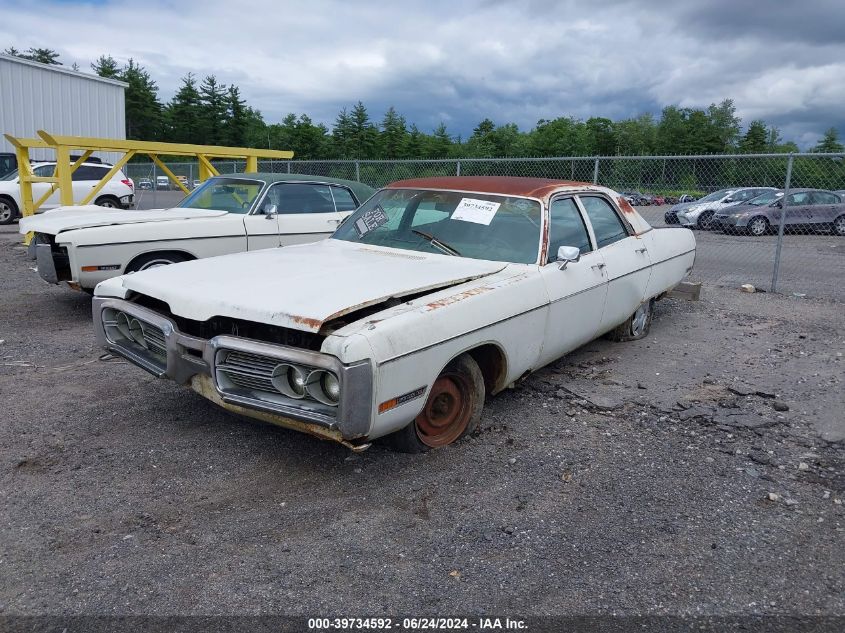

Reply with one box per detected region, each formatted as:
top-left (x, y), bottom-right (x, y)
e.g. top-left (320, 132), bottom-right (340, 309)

top-left (4, 47), bottom-right (844, 159)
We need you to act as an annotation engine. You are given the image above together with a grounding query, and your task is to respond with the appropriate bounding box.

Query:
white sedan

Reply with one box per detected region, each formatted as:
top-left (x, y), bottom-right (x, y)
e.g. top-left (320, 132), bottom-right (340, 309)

top-left (19, 173), bottom-right (374, 292)
top-left (92, 176), bottom-right (696, 452)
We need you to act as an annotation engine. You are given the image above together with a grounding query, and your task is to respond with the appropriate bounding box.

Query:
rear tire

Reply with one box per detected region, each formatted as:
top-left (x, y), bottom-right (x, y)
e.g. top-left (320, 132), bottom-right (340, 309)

top-left (95, 196), bottom-right (121, 208)
top-left (125, 251), bottom-right (189, 273)
top-left (383, 354), bottom-right (485, 453)
top-left (748, 216), bottom-right (770, 236)
top-left (607, 299), bottom-right (654, 342)
top-left (0, 197), bottom-right (18, 225)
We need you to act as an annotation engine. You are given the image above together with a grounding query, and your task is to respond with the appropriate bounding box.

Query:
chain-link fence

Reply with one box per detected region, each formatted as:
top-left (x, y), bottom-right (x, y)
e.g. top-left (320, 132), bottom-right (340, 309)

top-left (124, 154), bottom-right (845, 300)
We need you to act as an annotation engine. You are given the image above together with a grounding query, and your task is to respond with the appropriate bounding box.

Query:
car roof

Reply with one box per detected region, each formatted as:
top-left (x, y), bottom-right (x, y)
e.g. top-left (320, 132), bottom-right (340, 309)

top-left (228, 172), bottom-right (376, 200)
top-left (384, 176), bottom-right (595, 199)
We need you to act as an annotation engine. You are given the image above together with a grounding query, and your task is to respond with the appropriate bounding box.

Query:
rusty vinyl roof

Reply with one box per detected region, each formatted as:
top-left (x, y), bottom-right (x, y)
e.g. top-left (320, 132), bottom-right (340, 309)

top-left (384, 176), bottom-right (594, 199)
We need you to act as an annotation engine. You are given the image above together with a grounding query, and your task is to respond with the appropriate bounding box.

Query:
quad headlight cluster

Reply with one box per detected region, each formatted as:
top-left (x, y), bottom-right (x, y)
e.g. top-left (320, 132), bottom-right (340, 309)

top-left (270, 363), bottom-right (341, 406)
top-left (103, 308), bottom-right (167, 359)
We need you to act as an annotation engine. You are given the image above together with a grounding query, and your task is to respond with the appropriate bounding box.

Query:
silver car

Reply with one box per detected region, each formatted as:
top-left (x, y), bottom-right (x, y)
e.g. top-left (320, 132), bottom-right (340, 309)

top-left (675, 187), bottom-right (777, 230)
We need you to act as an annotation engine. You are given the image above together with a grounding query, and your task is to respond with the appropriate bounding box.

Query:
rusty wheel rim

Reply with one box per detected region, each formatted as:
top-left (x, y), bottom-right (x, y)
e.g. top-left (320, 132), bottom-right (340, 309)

top-left (415, 373), bottom-right (473, 447)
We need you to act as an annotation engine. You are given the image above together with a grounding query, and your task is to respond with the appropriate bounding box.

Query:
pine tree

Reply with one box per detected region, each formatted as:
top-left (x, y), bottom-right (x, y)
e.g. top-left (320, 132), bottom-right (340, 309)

top-left (165, 73), bottom-right (203, 144)
top-left (812, 128), bottom-right (844, 153)
top-left (349, 101), bottom-right (378, 159)
top-left (223, 85), bottom-right (248, 147)
top-left (380, 106), bottom-right (407, 159)
top-left (739, 120), bottom-right (768, 153)
top-left (332, 107), bottom-right (354, 157)
top-left (8, 47), bottom-right (62, 65)
top-left (429, 122), bottom-right (452, 158)
top-left (198, 75), bottom-right (228, 145)
top-left (91, 55), bottom-right (120, 79)
top-left (121, 59), bottom-right (163, 140)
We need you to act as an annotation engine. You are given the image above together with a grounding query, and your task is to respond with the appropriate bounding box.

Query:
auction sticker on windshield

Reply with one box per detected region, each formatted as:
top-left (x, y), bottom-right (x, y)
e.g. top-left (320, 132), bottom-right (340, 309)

top-left (451, 198), bottom-right (501, 226)
top-left (354, 205), bottom-right (389, 237)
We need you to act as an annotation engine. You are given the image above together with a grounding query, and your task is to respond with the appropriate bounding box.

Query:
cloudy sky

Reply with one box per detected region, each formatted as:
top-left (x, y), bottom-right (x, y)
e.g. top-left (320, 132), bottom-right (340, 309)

top-left (2, 0), bottom-right (843, 147)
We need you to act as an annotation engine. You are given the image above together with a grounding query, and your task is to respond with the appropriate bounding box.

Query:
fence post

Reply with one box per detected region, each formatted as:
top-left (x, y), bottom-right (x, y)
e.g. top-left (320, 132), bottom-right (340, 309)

top-left (355, 160), bottom-right (360, 182)
top-left (287, 161), bottom-right (291, 174)
top-left (770, 154), bottom-right (794, 293)
top-left (592, 157), bottom-right (600, 184)
top-left (456, 160), bottom-right (461, 176)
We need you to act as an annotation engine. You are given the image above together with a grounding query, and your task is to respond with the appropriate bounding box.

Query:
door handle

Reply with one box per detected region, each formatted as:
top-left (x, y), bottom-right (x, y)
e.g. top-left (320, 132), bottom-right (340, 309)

top-left (635, 247), bottom-right (648, 254)
top-left (591, 263), bottom-right (606, 270)
top-left (328, 218), bottom-right (341, 224)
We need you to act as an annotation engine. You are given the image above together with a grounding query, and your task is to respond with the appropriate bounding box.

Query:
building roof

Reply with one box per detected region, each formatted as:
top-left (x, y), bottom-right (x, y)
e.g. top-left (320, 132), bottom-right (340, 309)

top-left (237, 172), bottom-right (376, 200)
top-left (0, 53), bottom-right (128, 88)
top-left (385, 176), bottom-right (594, 199)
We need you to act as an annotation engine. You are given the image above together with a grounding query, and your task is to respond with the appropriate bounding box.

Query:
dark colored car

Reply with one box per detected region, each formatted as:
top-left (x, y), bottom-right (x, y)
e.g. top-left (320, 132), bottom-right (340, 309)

top-left (0, 152), bottom-right (16, 179)
top-left (713, 189), bottom-right (845, 236)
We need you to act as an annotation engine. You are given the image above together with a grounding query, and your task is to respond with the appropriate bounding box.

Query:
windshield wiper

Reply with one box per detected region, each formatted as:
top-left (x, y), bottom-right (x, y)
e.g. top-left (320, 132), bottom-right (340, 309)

top-left (411, 229), bottom-right (461, 256)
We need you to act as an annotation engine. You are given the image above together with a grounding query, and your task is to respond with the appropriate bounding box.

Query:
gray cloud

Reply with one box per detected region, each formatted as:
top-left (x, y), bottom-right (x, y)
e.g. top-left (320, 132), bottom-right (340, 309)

top-left (1, 0), bottom-right (842, 147)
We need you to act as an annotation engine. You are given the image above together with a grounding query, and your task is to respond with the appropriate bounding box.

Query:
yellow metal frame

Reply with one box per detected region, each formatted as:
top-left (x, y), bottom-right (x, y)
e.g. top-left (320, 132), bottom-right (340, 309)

top-left (5, 130), bottom-right (294, 243)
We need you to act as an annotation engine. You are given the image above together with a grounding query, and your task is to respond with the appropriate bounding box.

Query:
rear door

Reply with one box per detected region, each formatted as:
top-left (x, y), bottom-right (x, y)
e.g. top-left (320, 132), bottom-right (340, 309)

top-left (577, 195), bottom-right (652, 334)
top-left (72, 164), bottom-right (109, 205)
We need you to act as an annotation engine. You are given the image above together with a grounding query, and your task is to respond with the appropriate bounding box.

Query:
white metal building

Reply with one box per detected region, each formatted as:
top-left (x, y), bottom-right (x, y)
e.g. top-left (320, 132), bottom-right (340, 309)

top-left (0, 53), bottom-right (127, 161)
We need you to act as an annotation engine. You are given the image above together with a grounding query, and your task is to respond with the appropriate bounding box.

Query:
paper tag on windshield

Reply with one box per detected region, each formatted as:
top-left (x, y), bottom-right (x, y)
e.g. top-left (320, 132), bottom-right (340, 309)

top-left (354, 205), bottom-right (389, 237)
top-left (451, 198), bottom-right (500, 226)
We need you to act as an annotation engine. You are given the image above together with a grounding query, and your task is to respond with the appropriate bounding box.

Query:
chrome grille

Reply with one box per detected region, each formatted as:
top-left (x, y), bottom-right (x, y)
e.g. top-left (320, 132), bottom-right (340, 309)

top-left (217, 350), bottom-right (276, 393)
top-left (142, 325), bottom-right (167, 357)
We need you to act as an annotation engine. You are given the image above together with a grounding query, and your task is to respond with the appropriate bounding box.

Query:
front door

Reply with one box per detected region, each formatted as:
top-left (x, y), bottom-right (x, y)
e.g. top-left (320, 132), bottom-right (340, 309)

top-left (538, 196), bottom-right (608, 366)
top-left (273, 182), bottom-right (347, 246)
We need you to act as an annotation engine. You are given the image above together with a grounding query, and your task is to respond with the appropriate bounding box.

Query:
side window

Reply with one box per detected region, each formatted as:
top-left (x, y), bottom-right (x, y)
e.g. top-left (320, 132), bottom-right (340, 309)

top-left (72, 165), bottom-right (108, 181)
top-left (33, 165), bottom-right (55, 177)
top-left (811, 192), bottom-right (836, 204)
top-left (268, 183), bottom-right (336, 214)
top-left (331, 187), bottom-right (358, 212)
top-left (547, 198), bottom-right (592, 263)
top-left (732, 190), bottom-right (754, 202)
top-left (580, 196), bottom-right (629, 249)
top-left (787, 192), bottom-right (810, 206)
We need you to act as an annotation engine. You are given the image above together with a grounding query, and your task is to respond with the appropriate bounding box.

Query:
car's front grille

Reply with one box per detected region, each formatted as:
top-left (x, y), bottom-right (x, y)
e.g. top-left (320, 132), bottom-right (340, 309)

top-left (217, 351), bottom-right (277, 393)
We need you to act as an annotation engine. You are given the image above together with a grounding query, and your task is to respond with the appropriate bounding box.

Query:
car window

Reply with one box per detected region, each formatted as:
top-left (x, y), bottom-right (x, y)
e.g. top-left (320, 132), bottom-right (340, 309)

top-left (731, 189), bottom-right (756, 202)
top-left (264, 183), bottom-right (336, 214)
top-left (330, 186), bottom-right (358, 212)
top-left (33, 165), bottom-right (55, 177)
top-left (579, 196), bottom-right (629, 249)
top-left (333, 188), bottom-right (543, 265)
top-left (177, 177), bottom-right (264, 214)
top-left (811, 192), bottom-right (837, 204)
top-left (548, 197), bottom-right (592, 263)
top-left (72, 165), bottom-right (109, 181)
top-left (787, 192), bottom-right (810, 206)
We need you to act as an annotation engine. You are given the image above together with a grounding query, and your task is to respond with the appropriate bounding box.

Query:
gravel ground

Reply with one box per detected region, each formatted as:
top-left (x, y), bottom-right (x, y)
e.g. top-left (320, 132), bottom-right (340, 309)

top-left (0, 223), bottom-right (843, 619)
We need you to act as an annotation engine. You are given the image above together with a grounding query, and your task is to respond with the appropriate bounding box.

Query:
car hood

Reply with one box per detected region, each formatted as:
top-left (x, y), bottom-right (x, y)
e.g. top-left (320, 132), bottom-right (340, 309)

top-left (114, 239), bottom-right (508, 333)
top-left (19, 206), bottom-right (228, 235)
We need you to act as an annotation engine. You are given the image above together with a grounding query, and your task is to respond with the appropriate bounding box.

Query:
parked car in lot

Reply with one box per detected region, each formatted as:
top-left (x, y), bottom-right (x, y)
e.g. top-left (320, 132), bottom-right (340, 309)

top-left (713, 189), bottom-right (845, 236)
top-left (0, 160), bottom-right (134, 225)
top-left (0, 152), bottom-right (16, 178)
top-left (137, 178), bottom-right (153, 190)
top-left (20, 173), bottom-right (374, 292)
top-left (621, 191), bottom-right (649, 206)
top-left (673, 187), bottom-right (776, 230)
top-left (91, 176), bottom-right (696, 452)
top-left (155, 176), bottom-right (170, 190)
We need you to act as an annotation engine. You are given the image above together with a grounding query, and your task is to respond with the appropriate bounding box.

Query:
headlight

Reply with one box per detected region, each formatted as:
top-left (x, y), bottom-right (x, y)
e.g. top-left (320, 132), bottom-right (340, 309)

top-left (271, 363), bottom-right (308, 399)
top-left (305, 369), bottom-right (341, 406)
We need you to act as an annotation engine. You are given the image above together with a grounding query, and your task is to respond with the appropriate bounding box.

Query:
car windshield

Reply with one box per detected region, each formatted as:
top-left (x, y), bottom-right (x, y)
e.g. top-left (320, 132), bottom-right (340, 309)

top-left (332, 188), bottom-right (542, 264)
top-left (699, 189), bottom-right (733, 202)
top-left (748, 190), bottom-right (782, 206)
top-left (176, 177), bottom-right (264, 214)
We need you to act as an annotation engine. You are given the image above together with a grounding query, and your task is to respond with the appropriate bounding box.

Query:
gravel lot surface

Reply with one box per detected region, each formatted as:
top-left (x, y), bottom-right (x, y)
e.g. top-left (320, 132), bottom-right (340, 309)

top-left (0, 223), bottom-right (843, 619)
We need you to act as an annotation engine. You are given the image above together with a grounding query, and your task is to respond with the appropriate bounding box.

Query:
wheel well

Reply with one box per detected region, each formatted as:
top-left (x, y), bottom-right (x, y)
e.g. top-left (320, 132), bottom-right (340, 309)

top-left (126, 250), bottom-right (196, 270)
top-left (463, 344), bottom-right (508, 395)
top-left (0, 194), bottom-right (19, 213)
top-left (94, 194), bottom-right (120, 203)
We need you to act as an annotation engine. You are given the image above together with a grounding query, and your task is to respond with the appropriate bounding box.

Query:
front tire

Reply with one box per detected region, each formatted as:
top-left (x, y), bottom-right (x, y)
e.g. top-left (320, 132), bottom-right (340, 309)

top-left (384, 354), bottom-right (485, 453)
top-left (0, 197), bottom-right (18, 225)
top-left (697, 210), bottom-right (715, 230)
top-left (125, 251), bottom-right (189, 272)
top-left (833, 215), bottom-right (845, 236)
top-left (748, 216), bottom-right (770, 236)
top-left (607, 299), bottom-right (654, 342)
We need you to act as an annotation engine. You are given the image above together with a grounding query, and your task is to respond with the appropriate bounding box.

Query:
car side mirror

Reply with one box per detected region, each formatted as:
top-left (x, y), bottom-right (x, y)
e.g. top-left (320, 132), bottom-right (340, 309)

top-left (724, 197), bottom-right (734, 203)
top-left (773, 201), bottom-right (782, 208)
top-left (556, 245), bottom-right (581, 270)
top-left (264, 204), bottom-right (277, 218)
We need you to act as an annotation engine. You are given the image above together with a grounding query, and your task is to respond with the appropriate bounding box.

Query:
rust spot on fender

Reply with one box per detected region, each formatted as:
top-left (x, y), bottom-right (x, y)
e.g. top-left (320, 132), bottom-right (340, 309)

top-left (617, 196), bottom-right (636, 215)
top-left (425, 286), bottom-right (490, 311)
top-left (289, 314), bottom-right (323, 330)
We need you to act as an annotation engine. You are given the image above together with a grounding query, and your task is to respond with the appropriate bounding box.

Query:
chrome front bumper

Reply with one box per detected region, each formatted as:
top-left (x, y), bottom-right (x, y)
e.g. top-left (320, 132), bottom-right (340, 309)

top-left (92, 297), bottom-right (374, 440)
